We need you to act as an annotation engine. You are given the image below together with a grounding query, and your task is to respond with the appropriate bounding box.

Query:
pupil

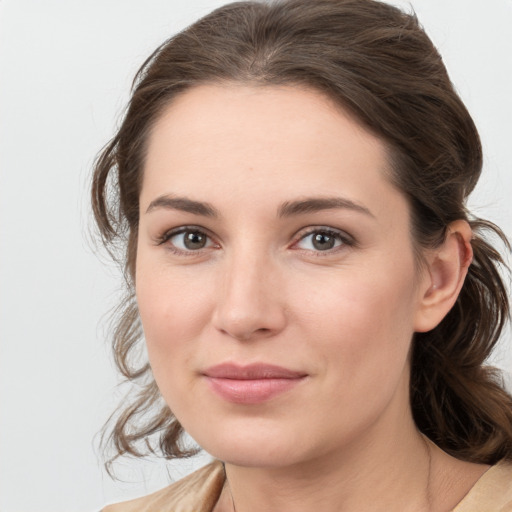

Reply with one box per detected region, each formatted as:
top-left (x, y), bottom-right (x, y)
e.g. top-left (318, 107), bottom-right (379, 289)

top-left (184, 231), bottom-right (206, 250)
top-left (313, 232), bottom-right (335, 250)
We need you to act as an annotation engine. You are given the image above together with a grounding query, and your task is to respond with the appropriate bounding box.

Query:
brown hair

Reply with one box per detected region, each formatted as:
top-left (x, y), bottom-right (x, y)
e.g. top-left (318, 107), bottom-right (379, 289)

top-left (92, 0), bottom-right (512, 470)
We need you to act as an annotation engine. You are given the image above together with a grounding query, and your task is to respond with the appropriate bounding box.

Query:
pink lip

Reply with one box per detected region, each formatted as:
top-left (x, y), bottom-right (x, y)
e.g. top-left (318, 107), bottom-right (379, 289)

top-left (202, 363), bottom-right (307, 404)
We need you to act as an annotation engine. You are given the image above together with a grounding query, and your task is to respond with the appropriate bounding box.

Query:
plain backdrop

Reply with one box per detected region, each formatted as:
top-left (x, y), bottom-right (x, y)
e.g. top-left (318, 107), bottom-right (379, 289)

top-left (1, 1), bottom-right (511, 511)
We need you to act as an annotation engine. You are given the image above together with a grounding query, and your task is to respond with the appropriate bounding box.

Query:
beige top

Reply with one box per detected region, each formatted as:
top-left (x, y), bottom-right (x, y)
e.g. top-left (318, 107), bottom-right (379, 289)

top-left (103, 459), bottom-right (512, 512)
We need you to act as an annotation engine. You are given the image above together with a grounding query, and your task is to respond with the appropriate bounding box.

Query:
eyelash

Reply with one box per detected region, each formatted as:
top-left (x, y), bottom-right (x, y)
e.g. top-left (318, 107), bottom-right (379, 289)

top-left (292, 227), bottom-right (355, 255)
top-left (157, 226), bottom-right (217, 256)
top-left (157, 225), bottom-right (355, 256)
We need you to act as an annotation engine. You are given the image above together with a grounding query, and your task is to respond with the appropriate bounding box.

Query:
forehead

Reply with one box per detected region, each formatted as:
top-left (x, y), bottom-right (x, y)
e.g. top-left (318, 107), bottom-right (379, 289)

top-left (141, 84), bottom-right (406, 225)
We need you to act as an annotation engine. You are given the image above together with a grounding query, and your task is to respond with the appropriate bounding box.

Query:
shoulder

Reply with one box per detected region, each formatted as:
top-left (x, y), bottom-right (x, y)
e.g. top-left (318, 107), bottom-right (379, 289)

top-left (453, 459), bottom-right (512, 512)
top-left (102, 460), bottom-right (225, 512)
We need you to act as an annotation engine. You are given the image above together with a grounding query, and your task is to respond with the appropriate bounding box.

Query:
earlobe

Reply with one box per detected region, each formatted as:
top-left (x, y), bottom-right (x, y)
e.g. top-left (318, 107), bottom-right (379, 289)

top-left (414, 220), bottom-right (473, 333)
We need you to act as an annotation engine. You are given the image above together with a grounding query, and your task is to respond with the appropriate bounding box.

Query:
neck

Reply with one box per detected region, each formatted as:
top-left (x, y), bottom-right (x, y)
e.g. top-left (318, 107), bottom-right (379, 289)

top-left (221, 420), bottom-right (434, 512)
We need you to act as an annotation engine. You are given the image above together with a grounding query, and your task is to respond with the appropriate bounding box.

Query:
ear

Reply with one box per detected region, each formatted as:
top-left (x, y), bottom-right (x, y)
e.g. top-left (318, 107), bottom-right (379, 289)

top-left (414, 220), bottom-right (473, 333)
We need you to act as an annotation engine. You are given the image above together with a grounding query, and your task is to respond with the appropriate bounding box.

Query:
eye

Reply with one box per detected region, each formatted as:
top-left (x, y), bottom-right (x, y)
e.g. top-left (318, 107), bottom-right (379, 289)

top-left (162, 228), bottom-right (215, 252)
top-left (294, 228), bottom-right (350, 252)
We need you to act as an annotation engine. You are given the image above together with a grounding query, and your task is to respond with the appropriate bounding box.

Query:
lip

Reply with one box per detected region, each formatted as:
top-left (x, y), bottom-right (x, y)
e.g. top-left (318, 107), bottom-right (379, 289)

top-left (202, 363), bottom-right (308, 404)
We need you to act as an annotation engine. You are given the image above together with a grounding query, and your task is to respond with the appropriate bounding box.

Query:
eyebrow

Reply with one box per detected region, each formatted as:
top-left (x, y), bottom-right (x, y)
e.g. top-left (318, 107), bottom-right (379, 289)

top-left (145, 195), bottom-right (219, 217)
top-left (278, 196), bottom-right (374, 218)
top-left (145, 194), bottom-right (374, 219)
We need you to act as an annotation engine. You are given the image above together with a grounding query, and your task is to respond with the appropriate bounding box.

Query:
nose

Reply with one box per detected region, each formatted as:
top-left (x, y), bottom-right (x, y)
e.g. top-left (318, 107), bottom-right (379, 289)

top-left (211, 250), bottom-right (287, 341)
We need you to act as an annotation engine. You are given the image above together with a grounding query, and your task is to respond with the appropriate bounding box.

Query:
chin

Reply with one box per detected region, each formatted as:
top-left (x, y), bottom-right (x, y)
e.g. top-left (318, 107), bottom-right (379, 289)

top-left (188, 420), bottom-right (309, 468)
top-left (209, 443), bottom-right (302, 469)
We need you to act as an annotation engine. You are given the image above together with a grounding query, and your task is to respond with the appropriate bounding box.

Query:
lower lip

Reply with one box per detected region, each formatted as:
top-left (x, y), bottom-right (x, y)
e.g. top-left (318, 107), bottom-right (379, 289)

top-left (205, 376), bottom-right (305, 404)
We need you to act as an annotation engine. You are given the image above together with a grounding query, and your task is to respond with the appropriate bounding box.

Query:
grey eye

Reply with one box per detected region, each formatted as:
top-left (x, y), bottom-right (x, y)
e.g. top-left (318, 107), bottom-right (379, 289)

top-left (296, 230), bottom-right (344, 251)
top-left (184, 231), bottom-right (207, 249)
top-left (311, 232), bottom-right (337, 250)
top-left (170, 230), bottom-right (212, 251)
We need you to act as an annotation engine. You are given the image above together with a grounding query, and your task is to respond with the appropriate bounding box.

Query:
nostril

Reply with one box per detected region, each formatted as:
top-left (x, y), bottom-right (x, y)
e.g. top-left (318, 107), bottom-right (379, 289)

top-left (217, 324), bottom-right (276, 342)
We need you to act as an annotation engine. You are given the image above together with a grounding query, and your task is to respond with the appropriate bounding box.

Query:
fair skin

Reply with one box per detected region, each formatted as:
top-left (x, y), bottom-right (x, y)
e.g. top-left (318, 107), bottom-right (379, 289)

top-left (136, 84), bottom-right (486, 512)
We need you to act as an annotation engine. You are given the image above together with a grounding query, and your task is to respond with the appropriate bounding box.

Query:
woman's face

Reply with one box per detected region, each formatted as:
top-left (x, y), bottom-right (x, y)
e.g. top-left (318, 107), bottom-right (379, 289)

top-left (136, 84), bottom-right (431, 467)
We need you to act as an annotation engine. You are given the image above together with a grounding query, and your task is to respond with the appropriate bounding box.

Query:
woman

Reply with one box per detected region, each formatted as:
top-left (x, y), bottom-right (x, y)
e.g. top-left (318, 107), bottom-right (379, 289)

top-left (93, 0), bottom-right (512, 510)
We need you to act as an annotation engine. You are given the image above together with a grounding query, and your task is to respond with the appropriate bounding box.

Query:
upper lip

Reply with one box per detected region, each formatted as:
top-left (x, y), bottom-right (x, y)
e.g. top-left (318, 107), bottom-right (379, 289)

top-left (202, 363), bottom-right (307, 380)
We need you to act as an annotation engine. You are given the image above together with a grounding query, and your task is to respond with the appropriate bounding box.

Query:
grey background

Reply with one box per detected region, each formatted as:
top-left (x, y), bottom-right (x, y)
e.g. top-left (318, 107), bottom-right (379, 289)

top-left (1, 1), bottom-right (511, 511)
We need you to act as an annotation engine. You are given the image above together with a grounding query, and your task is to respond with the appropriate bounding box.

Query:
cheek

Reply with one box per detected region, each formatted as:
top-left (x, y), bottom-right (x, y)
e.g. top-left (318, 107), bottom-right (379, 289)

top-left (135, 259), bottom-right (213, 381)
top-left (136, 280), bottom-right (203, 423)
top-left (304, 261), bottom-right (419, 383)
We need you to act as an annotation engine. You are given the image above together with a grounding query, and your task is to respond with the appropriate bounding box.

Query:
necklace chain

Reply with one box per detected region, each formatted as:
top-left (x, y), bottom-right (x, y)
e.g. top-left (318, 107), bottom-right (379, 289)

top-left (222, 437), bottom-right (433, 512)
top-left (222, 463), bottom-right (237, 512)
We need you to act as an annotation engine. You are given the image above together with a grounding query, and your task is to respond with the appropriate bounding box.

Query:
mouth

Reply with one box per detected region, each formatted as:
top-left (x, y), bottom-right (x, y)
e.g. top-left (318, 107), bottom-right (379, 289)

top-left (202, 363), bottom-right (308, 404)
